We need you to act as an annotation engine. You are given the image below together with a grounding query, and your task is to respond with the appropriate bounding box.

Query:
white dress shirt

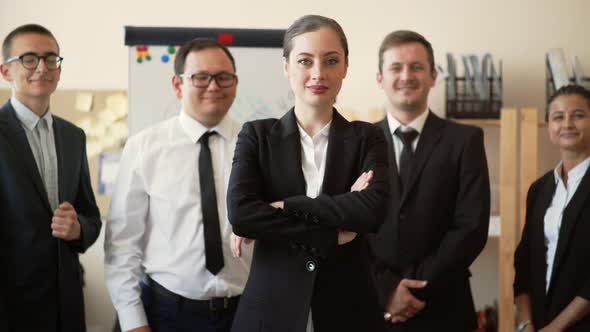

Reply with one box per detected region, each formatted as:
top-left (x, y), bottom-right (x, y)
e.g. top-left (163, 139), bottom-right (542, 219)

top-left (11, 97), bottom-right (58, 206)
top-left (544, 157), bottom-right (590, 292)
top-left (386, 109), bottom-right (429, 169)
top-left (105, 111), bottom-right (252, 331)
top-left (297, 120), bottom-right (331, 332)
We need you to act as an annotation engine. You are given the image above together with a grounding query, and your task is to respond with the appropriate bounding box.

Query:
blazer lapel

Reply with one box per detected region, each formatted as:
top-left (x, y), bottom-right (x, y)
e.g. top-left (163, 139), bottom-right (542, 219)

top-left (0, 102), bottom-right (52, 211)
top-left (549, 165), bottom-right (590, 293)
top-left (52, 117), bottom-right (66, 203)
top-left (378, 119), bottom-right (401, 199)
top-left (321, 110), bottom-right (355, 194)
top-left (269, 108), bottom-right (306, 196)
top-left (530, 175), bottom-right (556, 299)
top-left (401, 111), bottom-right (443, 206)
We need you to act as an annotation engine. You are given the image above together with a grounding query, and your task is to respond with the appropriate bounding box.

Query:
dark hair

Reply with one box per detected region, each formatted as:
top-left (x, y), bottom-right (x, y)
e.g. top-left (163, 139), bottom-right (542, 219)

top-left (546, 84), bottom-right (590, 121)
top-left (283, 15), bottom-right (349, 65)
top-left (2, 24), bottom-right (59, 61)
top-left (378, 30), bottom-right (434, 73)
top-left (174, 38), bottom-right (236, 76)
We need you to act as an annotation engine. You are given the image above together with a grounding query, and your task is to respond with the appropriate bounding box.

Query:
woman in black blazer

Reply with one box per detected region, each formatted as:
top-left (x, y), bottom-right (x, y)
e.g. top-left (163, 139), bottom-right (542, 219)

top-left (514, 84), bottom-right (590, 332)
top-left (227, 15), bottom-right (389, 332)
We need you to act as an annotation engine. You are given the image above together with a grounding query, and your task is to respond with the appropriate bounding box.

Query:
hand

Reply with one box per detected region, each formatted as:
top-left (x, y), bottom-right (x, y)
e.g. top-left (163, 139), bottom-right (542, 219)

top-left (230, 232), bottom-right (253, 257)
top-left (350, 170), bottom-right (374, 192)
top-left (51, 202), bottom-right (81, 240)
top-left (270, 201), bottom-right (284, 209)
top-left (384, 279), bottom-right (428, 323)
top-left (539, 324), bottom-right (560, 332)
top-left (128, 326), bottom-right (152, 332)
top-left (337, 230), bottom-right (357, 245)
top-left (523, 324), bottom-right (536, 332)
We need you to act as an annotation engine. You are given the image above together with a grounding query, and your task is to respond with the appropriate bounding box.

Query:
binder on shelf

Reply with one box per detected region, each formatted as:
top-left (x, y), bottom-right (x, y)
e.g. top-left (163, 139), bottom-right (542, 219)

top-left (445, 53), bottom-right (503, 119)
top-left (545, 51), bottom-right (590, 116)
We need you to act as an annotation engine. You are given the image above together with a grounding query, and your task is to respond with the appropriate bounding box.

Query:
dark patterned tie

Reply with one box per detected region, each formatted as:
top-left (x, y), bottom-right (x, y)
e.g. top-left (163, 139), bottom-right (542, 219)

top-left (394, 127), bottom-right (419, 192)
top-left (198, 131), bottom-right (224, 275)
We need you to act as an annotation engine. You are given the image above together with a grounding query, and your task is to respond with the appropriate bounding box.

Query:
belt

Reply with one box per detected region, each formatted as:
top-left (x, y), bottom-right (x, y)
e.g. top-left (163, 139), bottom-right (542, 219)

top-left (144, 275), bottom-right (240, 311)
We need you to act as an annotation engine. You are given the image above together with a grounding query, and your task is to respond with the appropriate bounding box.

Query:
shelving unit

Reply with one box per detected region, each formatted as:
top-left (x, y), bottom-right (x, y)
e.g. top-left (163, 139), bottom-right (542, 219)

top-left (457, 109), bottom-right (518, 332)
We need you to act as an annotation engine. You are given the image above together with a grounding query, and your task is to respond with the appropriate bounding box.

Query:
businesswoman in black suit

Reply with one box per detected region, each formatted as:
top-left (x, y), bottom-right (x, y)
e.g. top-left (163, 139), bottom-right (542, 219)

top-left (227, 15), bottom-right (389, 332)
top-left (514, 84), bottom-right (590, 332)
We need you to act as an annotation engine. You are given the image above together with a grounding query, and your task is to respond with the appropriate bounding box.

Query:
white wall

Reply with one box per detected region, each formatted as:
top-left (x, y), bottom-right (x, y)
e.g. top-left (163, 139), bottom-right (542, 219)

top-left (2, 1), bottom-right (588, 331)
top-left (1, 0), bottom-right (588, 113)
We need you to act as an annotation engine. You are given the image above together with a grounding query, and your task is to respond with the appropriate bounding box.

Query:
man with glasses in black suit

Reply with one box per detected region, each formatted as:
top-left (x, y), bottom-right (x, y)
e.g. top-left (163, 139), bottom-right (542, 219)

top-left (0, 24), bottom-right (102, 332)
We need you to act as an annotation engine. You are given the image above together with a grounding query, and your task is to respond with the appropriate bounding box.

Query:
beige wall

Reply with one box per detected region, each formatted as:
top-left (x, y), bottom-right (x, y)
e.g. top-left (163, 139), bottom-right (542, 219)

top-left (1, 0), bottom-right (586, 331)
top-left (1, 0), bottom-right (588, 113)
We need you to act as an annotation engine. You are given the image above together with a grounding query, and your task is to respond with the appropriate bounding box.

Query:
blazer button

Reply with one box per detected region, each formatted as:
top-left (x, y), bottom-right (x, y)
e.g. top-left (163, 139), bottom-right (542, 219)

top-left (399, 214), bottom-right (406, 222)
top-left (306, 260), bottom-right (317, 272)
top-left (312, 216), bottom-right (319, 224)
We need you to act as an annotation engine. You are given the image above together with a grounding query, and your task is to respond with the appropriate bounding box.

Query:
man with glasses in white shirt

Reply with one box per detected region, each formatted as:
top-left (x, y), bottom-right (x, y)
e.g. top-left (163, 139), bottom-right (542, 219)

top-left (105, 38), bottom-right (251, 332)
top-left (0, 24), bottom-right (102, 332)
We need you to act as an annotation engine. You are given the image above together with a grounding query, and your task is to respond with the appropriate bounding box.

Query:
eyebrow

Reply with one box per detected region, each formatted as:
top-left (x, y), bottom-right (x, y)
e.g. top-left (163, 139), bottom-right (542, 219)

top-left (551, 108), bottom-right (588, 114)
top-left (20, 51), bottom-right (60, 56)
top-left (296, 51), bottom-right (342, 57)
top-left (390, 61), bottom-right (424, 66)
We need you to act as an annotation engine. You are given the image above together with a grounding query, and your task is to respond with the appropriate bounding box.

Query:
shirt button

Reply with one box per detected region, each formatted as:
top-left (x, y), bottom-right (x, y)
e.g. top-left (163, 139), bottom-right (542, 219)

top-left (306, 260), bottom-right (317, 272)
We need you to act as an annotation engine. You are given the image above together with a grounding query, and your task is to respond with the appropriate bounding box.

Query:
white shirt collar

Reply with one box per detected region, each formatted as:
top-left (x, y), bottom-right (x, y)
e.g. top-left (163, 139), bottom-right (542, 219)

top-left (553, 156), bottom-right (590, 185)
top-left (178, 110), bottom-right (233, 143)
top-left (11, 96), bottom-right (53, 130)
top-left (386, 108), bottom-right (429, 136)
top-left (297, 120), bottom-right (332, 142)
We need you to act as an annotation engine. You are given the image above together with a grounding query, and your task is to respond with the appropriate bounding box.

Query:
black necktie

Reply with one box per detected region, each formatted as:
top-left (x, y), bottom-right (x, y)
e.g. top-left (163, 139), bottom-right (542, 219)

top-left (199, 131), bottom-right (224, 275)
top-left (394, 127), bottom-right (419, 192)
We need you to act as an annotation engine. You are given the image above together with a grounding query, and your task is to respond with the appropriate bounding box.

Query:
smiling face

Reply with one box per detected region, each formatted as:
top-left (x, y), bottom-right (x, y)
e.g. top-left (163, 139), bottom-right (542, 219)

top-left (283, 27), bottom-right (348, 111)
top-left (547, 93), bottom-right (590, 155)
top-left (172, 47), bottom-right (237, 127)
top-left (377, 42), bottom-right (436, 117)
top-left (0, 33), bottom-right (61, 108)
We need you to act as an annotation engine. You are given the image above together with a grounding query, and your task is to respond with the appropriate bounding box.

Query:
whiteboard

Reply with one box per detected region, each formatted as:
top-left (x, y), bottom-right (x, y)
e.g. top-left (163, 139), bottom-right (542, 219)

top-left (125, 27), bottom-right (292, 135)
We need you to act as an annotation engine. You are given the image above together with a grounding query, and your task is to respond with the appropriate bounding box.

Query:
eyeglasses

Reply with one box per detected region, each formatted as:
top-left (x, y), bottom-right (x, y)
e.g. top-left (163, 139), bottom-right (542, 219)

top-left (179, 72), bottom-right (237, 88)
top-left (4, 53), bottom-right (63, 70)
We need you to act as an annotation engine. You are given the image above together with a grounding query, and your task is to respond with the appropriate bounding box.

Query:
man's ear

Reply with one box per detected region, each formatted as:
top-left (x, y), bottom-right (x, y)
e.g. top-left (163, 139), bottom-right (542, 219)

top-left (376, 71), bottom-right (384, 88)
top-left (0, 63), bottom-right (13, 82)
top-left (172, 75), bottom-right (183, 99)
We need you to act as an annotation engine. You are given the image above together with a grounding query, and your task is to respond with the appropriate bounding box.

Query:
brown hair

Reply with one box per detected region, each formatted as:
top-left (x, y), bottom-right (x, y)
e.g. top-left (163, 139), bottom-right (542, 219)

top-left (378, 30), bottom-right (434, 73)
top-left (2, 24), bottom-right (59, 61)
top-left (283, 15), bottom-right (349, 64)
top-left (174, 38), bottom-right (236, 76)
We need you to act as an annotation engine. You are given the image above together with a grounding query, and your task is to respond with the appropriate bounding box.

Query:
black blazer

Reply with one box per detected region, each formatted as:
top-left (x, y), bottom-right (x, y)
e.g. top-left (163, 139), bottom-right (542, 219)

top-left (0, 100), bottom-right (101, 332)
top-left (368, 112), bottom-right (490, 332)
top-left (228, 109), bottom-right (389, 332)
top-left (514, 165), bottom-right (590, 331)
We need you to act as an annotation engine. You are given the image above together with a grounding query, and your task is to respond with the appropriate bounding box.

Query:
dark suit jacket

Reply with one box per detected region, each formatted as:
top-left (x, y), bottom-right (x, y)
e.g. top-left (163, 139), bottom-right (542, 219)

top-left (514, 165), bottom-right (590, 331)
top-left (0, 100), bottom-right (101, 332)
top-left (368, 111), bottom-right (490, 332)
top-left (227, 109), bottom-right (389, 332)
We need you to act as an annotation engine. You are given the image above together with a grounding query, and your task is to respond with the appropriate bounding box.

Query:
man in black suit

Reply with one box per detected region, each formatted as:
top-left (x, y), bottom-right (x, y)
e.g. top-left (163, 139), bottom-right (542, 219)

top-left (0, 24), bottom-right (101, 332)
top-left (368, 30), bottom-right (491, 331)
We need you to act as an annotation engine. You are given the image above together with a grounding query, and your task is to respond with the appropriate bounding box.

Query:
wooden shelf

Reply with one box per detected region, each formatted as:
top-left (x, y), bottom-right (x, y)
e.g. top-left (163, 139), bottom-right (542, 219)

top-left (452, 118), bottom-right (501, 126)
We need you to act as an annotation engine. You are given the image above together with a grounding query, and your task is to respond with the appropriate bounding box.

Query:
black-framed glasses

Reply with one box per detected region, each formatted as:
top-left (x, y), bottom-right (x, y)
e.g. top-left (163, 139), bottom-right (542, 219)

top-left (179, 72), bottom-right (237, 88)
top-left (4, 53), bottom-right (63, 70)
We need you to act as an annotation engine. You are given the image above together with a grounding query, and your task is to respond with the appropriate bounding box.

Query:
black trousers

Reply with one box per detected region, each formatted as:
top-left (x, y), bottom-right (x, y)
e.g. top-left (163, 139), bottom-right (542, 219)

top-left (138, 279), bottom-right (239, 332)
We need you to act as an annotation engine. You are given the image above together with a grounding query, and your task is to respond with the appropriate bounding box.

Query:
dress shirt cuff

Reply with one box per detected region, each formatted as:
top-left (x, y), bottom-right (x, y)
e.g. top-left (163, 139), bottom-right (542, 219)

top-left (118, 303), bottom-right (148, 331)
